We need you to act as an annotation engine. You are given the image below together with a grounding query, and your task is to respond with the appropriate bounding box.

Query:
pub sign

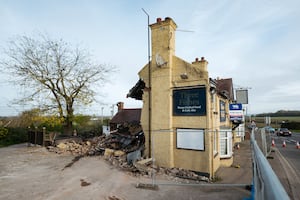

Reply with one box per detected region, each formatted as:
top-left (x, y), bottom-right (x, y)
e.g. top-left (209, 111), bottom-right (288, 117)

top-left (173, 87), bottom-right (206, 116)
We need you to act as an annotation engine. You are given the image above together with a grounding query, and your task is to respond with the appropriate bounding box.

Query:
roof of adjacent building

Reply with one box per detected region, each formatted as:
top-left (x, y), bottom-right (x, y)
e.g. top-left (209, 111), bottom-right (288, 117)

top-left (110, 108), bottom-right (141, 124)
top-left (126, 79), bottom-right (145, 100)
top-left (216, 78), bottom-right (234, 100)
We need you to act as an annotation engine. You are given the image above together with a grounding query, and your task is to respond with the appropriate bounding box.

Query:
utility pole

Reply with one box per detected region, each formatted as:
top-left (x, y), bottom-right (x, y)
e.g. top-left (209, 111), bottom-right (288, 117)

top-left (101, 107), bottom-right (104, 124)
top-left (110, 104), bottom-right (114, 119)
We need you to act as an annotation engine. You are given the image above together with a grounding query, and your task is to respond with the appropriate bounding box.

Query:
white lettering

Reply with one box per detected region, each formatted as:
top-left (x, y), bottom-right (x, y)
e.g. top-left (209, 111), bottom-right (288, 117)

top-left (177, 106), bottom-right (201, 112)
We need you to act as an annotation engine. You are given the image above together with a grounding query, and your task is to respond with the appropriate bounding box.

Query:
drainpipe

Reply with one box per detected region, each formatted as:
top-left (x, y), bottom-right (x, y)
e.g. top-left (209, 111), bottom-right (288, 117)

top-left (210, 90), bottom-right (214, 178)
top-left (209, 83), bottom-right (215, 178)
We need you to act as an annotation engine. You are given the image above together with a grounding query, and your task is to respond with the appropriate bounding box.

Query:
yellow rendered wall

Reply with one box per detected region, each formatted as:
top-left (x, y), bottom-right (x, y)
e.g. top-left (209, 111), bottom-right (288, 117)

top-left (150, 65), bottom-right (174, 167)
top-left (170, 56), bottom-right (213, 174)
top-left (138, 17), bottom-right (234, 177)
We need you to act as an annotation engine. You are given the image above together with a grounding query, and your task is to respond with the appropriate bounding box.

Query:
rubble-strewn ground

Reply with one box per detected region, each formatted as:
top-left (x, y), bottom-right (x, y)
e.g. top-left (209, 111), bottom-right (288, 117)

top-left (0, 143), bottom-right (251, 200)
top-left (47, 136), bottom-right (210, 183)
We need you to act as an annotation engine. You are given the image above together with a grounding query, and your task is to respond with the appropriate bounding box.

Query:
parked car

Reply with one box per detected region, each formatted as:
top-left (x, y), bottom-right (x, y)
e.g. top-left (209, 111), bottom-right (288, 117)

top-left (264, 126), bottom-right (275, 133)
top-left (276, 128), bottom-right (292, 136)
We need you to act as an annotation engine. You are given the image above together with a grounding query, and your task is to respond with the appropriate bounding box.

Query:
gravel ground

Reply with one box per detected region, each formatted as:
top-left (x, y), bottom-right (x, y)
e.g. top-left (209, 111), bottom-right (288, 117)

top-left (0, 143), bottom-right (250, 200)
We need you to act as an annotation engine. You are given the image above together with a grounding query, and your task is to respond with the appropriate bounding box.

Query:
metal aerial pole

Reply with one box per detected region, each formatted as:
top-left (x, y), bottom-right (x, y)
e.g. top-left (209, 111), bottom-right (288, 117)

top-left (142, 8), bottom-right (152, 157)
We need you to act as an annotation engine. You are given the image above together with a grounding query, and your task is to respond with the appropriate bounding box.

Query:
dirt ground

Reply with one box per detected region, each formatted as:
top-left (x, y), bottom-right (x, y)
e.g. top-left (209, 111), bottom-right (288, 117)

top-left (0, 143), bottom-right (251, 200)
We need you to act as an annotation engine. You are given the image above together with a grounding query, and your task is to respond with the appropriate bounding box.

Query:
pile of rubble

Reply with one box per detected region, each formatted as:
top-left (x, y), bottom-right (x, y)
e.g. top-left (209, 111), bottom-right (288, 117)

top-left (47, 136), bottom-right (101, 156)
top-left (47, 124), bottom-right (145, 157)
top-left (104, 154), bottom-right (209, 183)
top-left (46, 126), bottom-right (209, 183)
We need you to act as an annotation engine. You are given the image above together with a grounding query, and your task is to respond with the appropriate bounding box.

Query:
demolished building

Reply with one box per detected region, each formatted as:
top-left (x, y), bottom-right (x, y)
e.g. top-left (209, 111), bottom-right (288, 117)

top-left (127, 17), bottom-right (243, 178)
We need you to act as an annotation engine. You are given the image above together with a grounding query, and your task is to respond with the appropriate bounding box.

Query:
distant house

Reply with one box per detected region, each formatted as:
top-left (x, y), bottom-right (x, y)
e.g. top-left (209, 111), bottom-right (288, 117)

top-left (109, 102), bottom-right (142, 132)
top-left (108, 102), bottom-right (144, 154)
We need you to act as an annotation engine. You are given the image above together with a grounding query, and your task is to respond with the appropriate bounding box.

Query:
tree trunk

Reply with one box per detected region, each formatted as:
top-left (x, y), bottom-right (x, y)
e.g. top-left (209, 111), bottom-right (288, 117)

top-left (63, 119), bottom-right (73, 136)
top-left (63, 100), bottom-right (74, 136)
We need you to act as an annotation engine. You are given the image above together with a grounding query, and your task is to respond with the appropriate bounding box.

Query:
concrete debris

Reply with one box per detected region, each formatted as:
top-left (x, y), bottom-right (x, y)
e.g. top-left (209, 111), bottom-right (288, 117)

top-left (55, 136), bottom-right (83, 145)
top-left (136, 183), bottom-right (159, 190)
top-left (96, 131), bottom-right (145, 153)
top-left (133, 158), bottom-right (153, 173)
top-left (164, 168), bottom-right (210, 182)
top-left (105, 155), bottom-right (209, 183)
top-left (107, 196), bottom-right (123, 200)
top-left (47, 129), bottom-right (145, 156)
top-left (127, 148), bottom-right (142, 165)
top-left (57, 143), bottom-right (67, 149)
top-left (104, 148), bottom-right (115, 157)
top-left (137, 158), bottom-right (153, 165)
top-left (46, 129), bottom-right (209, 183)
top-left (48, 140), bottom-right (94, 156)
top-left (114, 150), bottom-right (126, 157)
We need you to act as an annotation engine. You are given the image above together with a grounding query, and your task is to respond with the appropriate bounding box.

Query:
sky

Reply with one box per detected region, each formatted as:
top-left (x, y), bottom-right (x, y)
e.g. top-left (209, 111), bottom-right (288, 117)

top-left (0, 0), bottom-right (300, 116)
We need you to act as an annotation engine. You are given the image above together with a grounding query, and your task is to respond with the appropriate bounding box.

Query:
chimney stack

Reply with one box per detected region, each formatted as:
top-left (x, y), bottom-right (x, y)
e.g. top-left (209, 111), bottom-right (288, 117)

top-left (150, 17), bottom-right (177, 60)
top-left (192, 56), bottom-right (208, 72)
top-left (117, 102), bottom-right (124, 112)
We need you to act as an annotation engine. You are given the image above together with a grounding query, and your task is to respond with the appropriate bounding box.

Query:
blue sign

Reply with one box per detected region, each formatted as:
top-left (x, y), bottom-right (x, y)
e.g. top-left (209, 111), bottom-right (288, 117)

top-left (229, 103), bottom-right (243, 121)
top-left (173, 87), bottom-right (206, 116)
top-left (229, 103), bottom-right (242, 110)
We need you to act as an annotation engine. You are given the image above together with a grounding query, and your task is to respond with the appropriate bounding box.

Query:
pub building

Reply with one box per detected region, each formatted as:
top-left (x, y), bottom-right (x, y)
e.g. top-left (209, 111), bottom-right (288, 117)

top-left (127, 17), bottom-right (243, 178)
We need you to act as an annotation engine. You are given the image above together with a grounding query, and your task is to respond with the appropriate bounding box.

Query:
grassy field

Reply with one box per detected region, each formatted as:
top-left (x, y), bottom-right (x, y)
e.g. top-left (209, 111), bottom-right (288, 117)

top-left (246, 116), bottom-right (300, 130)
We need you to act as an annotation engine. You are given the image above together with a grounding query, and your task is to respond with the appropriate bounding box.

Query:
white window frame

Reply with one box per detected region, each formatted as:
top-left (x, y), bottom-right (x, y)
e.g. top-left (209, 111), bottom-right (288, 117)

top-left (219, 129), bottom-right (233, 158)
top-left (235, 124), bottom-right (244, 137)
top-left (176, 128), bottom-right (205, 151)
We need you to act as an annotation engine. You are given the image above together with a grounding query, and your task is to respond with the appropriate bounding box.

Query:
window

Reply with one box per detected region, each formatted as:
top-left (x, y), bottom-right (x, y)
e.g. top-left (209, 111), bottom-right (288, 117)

top-left (219, 129), bottom-right (232, 158)
top-left (220, 100), bottom-right (226, 122)
top-left (235, 124), bottom-right (244, 137)
top-left (177, 128), bottom-right (205, 151)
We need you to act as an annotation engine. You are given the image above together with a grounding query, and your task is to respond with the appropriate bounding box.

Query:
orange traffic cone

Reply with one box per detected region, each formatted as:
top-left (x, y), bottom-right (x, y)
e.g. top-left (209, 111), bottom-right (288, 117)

top-left (296, 141), bottom-right (299, 149)
top-left (272, 139), bottom-right (275, 147)
top-left (282, 140), bottom-right (286, 148)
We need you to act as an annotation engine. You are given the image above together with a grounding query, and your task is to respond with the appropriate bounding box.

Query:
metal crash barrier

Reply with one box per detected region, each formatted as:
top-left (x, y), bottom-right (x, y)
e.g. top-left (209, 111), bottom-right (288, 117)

top-left (250, 128), bottom-right (289, 200)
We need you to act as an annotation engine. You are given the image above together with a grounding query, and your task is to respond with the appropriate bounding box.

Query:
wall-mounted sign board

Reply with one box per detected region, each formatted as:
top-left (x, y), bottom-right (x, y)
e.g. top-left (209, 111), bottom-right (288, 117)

top-left (173, 87), bottom-right (206, 116)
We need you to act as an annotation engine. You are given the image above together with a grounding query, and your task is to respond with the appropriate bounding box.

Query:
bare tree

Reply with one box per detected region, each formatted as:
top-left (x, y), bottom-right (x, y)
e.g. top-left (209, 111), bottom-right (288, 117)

top-left (1, 34), bottom-right (115, 135)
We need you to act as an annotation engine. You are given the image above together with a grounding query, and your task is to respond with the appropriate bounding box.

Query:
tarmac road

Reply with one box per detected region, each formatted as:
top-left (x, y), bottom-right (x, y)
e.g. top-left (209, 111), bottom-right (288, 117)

top-left (270, 133), bottom-right (300, 200)
top-left (273, 133), bottom-right (300, 172)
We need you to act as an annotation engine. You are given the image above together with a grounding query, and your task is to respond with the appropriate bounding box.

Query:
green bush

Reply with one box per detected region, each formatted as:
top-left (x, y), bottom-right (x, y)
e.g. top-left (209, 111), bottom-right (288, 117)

top-left (281, 122), bottom-right (300, 130)
top-left (0, 127), bottom-right (28, 147)
top-left (0, 127), bottom-right (8, 140)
